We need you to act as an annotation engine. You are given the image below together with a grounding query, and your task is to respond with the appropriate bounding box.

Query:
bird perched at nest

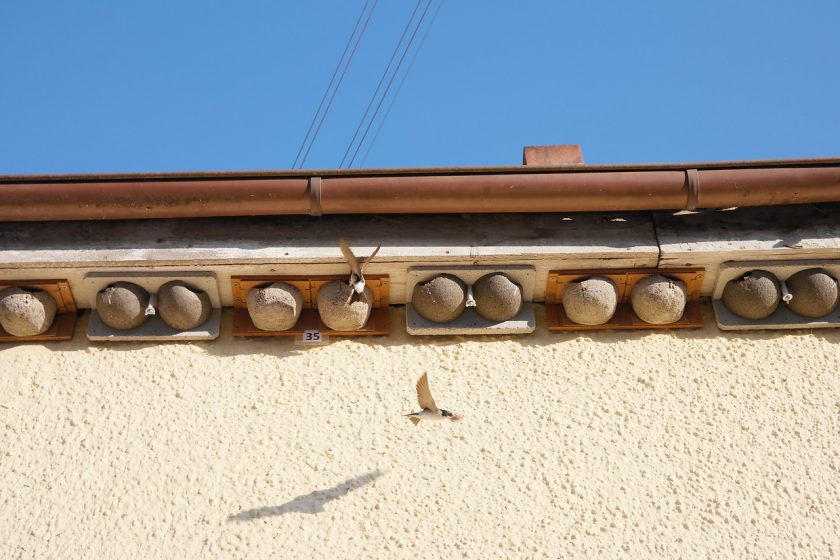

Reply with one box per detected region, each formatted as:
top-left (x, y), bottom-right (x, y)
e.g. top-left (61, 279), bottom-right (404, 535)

top-left (405, 373), bottom-right (461, 426)
top-left (339, 238), bottom-right (380, 296)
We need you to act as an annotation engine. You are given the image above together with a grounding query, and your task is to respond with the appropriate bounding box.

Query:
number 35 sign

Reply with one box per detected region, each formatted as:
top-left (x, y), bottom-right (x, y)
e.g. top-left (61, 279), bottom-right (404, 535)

top-left (297, 330), bottom-right (328, 345)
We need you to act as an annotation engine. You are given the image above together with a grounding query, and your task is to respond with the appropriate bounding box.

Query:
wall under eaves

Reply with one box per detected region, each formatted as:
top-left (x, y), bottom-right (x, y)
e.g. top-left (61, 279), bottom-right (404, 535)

top-left (1, 203), bottom-right (838, 307)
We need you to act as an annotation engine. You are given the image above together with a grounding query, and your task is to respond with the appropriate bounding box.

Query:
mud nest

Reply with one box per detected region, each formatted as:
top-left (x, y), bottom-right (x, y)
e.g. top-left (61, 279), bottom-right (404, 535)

top-left (562, 276), bottom-right (618, 325)
top-left (317, 280), bottom-right (373, 331)
top-left (0, 287), bottom-right (58, 336)
top-left (247, 282), bottom-right (304, 331)
top-left (157, 281), bottom-right (212, 330)
top-left (411, 274), bottom-right (467, 323)
top-left (96, 282), bottom-right (150, 330)
top-left (473, 273), bottom-right (523, 321)
top-left (721, 270), bottom-right (781, 320)
top-left (630, 275), bottom-right (687, 324)
top-left (786, 268), bottom-right (839, 318)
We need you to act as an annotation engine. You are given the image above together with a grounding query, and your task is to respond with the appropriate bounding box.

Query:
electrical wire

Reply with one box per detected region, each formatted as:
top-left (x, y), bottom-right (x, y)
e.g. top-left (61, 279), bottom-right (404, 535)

top-left (347, 0), bottom-right (433, 168)
top-left (360, 0), bottom-right (444, 167)
top-left (293, 0), bottom-right (378, 169)
top-left (298, 1), bottom-right (378, 169)
top-left (291, 0), bottom-right (370, 169)
top-left (338, 0), bottom-right (424, 168)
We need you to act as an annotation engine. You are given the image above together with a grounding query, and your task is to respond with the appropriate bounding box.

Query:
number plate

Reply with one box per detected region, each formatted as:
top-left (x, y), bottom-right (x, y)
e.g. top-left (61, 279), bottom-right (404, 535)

top-left (297, 330), bottom-right (328, 345)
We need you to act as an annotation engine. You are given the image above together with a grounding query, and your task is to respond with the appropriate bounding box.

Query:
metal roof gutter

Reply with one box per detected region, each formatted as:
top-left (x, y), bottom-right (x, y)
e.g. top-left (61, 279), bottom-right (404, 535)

top-left (1, 156), bottom-right (839, 221)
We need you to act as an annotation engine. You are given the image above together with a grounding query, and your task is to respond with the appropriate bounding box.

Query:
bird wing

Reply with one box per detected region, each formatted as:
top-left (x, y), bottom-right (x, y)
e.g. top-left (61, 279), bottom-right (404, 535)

top-left (415, 373), bottom-right (438, 412)
top-left (408, 416), bottom-right (421, 426)
top-left (359, 245), bottom-right (381, 275)
top-left (338, 238), bottom-right (362, 277)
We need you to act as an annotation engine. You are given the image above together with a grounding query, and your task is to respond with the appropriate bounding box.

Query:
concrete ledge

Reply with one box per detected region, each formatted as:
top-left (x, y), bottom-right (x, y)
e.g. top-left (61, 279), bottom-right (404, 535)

top-left (406, 304), bottom-right (536, 336)
top-left (87, 309), bottom-right (221, 342)
top-left (83, 271), bottom-right (222, 307)
top-left (404, 265), bottom-right (536, 335)
top-left (712, 260), bottom-right (840, 331)
top-left (83, 271), bottom-right (221, 341)
top-left (405, 265), bottom-right (536, 302)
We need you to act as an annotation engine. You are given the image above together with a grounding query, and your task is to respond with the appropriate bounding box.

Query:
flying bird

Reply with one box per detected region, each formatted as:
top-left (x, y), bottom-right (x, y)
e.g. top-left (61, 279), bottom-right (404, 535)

top-left (405, 373), bottom-right (461, 426)
top-left (338, 238), bottom-right (380, 295)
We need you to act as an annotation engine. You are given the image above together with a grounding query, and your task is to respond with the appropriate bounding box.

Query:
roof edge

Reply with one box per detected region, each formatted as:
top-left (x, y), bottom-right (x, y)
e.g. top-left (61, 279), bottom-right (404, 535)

top-left (3, 156), bottom-right (840, 184)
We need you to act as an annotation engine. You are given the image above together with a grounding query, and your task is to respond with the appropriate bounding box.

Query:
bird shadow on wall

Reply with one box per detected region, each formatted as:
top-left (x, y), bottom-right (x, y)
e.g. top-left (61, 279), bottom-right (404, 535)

top-left (227, 469), bottom-right (383, 521)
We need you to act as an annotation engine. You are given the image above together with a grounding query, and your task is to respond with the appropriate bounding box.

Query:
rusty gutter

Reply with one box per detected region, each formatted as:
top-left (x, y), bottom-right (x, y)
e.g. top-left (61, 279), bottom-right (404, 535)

top-left (1, 157), bottom-right (839, 221)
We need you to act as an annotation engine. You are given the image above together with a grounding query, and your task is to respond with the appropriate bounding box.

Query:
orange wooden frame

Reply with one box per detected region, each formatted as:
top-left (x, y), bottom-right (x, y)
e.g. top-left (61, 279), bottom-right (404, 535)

top-left (0, 279), bottom-right (77, 342)
top-left (231, 275), bottom-right (390, 337)
top-left (545, 268), bottom-right (705, 331)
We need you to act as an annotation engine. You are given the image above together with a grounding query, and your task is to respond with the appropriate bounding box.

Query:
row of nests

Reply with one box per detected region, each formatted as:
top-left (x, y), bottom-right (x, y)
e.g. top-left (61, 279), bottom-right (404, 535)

top-left (97, 281), bottom-right (211, 331)
top-left (721, 268), bottom-right (839, 319)
top-left (412, 273), bottom-right (523, 323)
top-left (7, 269), bottom-right (837, 337)
top-left (563, 275), bottom-right (687, 325)
top-left (247, 280), bottom-right (372, 331)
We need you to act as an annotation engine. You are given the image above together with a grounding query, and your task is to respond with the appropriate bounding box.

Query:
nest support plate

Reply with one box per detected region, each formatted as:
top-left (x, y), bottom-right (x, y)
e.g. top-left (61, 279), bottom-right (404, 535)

top-left (231, 275), bottom-right (390, 337)
top-left (545, 267), bottom-right (705, 331)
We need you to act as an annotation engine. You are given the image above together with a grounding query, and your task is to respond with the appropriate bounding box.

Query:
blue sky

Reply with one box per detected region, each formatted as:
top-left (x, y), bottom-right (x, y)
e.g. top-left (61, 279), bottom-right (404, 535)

top-left (1, 1), bottom-right (838, 174)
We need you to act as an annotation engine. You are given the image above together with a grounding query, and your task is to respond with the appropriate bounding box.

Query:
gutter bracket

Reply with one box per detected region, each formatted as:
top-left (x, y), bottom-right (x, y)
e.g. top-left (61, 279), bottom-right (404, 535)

top-left (309, 177), bottom-right (323, 217)
top-left (685, 168), bottom-right (700, 211)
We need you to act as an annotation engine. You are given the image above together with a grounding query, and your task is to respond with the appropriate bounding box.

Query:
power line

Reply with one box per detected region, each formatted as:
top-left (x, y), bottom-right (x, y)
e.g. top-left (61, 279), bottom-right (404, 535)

top-left (291, 0), bottom-right (370, 169)
top-left (292, 0), bottom-right (378, 169)
top-left (338, 0), bottom-right (424, 168)
top-left (298, 1), bottom-right (378, 169)
top-left (347, 0), bottom-right (433, 168)
top-left (360, 0), bottom-right (445, 167)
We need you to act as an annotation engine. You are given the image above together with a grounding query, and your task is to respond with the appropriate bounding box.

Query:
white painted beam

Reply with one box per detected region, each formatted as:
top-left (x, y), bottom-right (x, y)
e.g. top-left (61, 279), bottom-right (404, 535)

top-left (0, 213), bottom-right (659, 306)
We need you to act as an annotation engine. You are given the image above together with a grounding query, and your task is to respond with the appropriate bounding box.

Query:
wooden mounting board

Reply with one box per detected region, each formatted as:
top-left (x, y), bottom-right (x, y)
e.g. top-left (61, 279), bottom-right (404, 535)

top-left (0, 279), bottom-right (77, 342)
top-left (232, 308), bottom-right (389, 337)
top-left (545, 268), bottom-right (705, 331)
top-left (547, 302), bottom-right (704, 331)
top-left (230, 275), bottom-right (389, 337)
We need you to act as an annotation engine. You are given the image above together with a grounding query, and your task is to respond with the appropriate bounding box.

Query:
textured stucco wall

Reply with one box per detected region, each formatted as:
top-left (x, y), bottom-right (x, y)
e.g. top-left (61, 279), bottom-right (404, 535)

top-left (1, 305), bottom-right (838, 559)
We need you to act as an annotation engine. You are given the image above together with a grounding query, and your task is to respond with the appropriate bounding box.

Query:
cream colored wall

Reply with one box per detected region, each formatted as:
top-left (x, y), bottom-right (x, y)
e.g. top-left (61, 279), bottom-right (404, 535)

top-left (2, 205), bottom-right (840, 557)
top-left (1, 306), bottom-right (839, 559)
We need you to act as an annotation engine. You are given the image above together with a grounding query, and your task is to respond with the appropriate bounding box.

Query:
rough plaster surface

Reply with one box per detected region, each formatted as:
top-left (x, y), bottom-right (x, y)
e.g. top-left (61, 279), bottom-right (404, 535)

top-left (1, 305), bottom-right (838, 559)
